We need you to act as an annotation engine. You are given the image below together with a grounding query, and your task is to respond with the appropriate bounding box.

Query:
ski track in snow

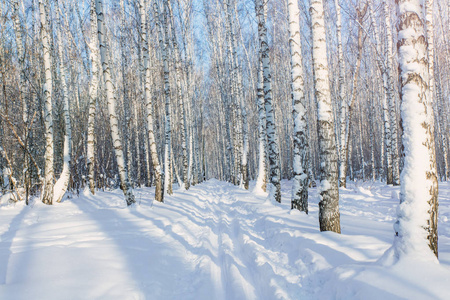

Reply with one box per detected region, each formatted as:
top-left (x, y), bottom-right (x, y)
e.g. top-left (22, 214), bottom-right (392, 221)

top-left (0, 180), bottom-right (450, 299)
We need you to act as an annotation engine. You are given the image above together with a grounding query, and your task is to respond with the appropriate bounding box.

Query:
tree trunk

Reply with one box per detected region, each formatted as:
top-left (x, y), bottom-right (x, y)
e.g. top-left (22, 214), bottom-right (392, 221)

top-left (87, 0), bottom-right (99, 195)
top-left (288, 0), bottom-right (308, 212)
top-left (53, 0), bottom-right (72, 203)
top-left (384, 0), bottom-right (400, 185)
top-left (395, 0), bottom-right (438, 258)
top-left (335, 0), bottom-right (347, 188)
top-left (310, 0), bottom-right (340, 233)
top-left (96, 0), bottom-right (135, 206)
top-left (254, 58), bottom-right (267, 194)
top-left (39, 0), bottom-right (54, 205)
top-left (142, 0), bottom-right (164, 202)
top-left (166, 0), bottom-right (189, 190)
top-left (255, 0), bottom-right (281, 202)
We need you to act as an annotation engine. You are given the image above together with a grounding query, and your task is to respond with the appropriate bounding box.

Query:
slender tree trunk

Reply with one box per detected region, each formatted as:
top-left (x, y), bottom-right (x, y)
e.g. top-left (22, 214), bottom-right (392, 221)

top-left (166, 0), bottom-right (189, 190)
top-left (12, 0), bottom-right (31, 200)
top-left (255, 0), bottom-right (281, 202)
top-left (288, 0), bottom-right (308, 212)
top-left (142, 0), bottom-right (163, 202)
top-left (254, 58), bottom-right (267, 194)
top-left (53, 0), bottom-right (72, 203)
top-left (39, 0), bottom-right (54, 205)
top-left (339, 4), bottom-right (367, 187)
top-left (310, 0), bottom-right (340, 233)
top-left (368, 0), bottom-right (391, 183)
top-left (134, 106), bottom-right (142, 186)
top-left (121, 0), bottom-right (133, 188)
top-left (335, 0), bottom-right (347, 187)
top-left (437, 75), bottom-right (449, 180)
top-left (96, 0), bottom-right (134, 206)
top-left (87, 0), bottom-right (99, 195)
top-left (161, 0), bottom-right (173, 195)
top-left (384, 0), bottom-right (400, 185)
top-left (425, 0), bottom-right (438, 256)
top-left (228, 0), bottom-right (248, 189)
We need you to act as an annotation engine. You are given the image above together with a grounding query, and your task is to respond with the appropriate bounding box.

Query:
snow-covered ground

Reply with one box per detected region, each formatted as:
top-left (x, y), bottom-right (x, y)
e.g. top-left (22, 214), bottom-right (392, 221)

top-left (0, 180), bottom-right (449, 299)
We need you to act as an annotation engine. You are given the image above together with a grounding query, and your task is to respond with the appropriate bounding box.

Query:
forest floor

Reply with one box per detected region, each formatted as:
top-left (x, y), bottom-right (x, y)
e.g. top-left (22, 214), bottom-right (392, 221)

top-left (0, 179), bottom-right (449, 299)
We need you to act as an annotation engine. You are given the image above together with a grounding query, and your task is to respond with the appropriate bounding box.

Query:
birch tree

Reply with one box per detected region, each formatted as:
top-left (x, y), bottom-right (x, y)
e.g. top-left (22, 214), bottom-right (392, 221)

top-left (384, 0), bottom-right (400, 185)
top-left (87, 0), bottom-right (99, 195)
top-left (394, 0), bottom-right (438, 258)
top-left (12, 0), bottom-right (32, 200)
top-left (39, 0), bottom-right (54, 205)
top-left (335, 0), bottom-right (347, 187)
top-left (53, 0), bottom-right (72, 203)
top-left (288, 0), bottom-right (308, 212)
top-left (310, 0), bottom-right (340, 232)
top-left (142, 0), bottom-right (164, 202)
top-left (255, 0), bottom-right (281, 202)
top-left (368, 0), bottom-right (391, 183)
top-left (166, 0), bottom-right (189, 190)
top-left (156, 0), bottom-right (173, 195)
top-left (254, 58), bottom-right (267, 194)
top-left (338, 3), bottom-right (367, 188)
top-left (96, 0), bottom-right (135, 206)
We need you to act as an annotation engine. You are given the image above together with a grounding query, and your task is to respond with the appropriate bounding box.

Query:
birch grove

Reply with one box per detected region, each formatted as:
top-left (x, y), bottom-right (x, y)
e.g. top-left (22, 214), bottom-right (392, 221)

top-left (0, 0), bottom-right (448, 259)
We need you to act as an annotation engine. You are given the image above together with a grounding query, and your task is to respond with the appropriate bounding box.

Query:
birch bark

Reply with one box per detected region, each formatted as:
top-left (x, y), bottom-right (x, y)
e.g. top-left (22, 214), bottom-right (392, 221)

top-left (395, 0), bottom-right (438, 258)
top-left (87, 0), bottom-right (99, 195)
top-left (142, 0), bottom-right (164, 201)
top-left (384, 0), bottom-right (400, 185)
top-left (39, 0), bottom-right (54, 205)
top-left (255, 0), bottom-right (281, 202)
top-left (288, 0), bottom-right (308, 212)
top-left (310, 0), bottom-right (340, 232)
top-left (96, 0), bottom-right (135, 205)
top-left (53, 0), bottom-right (72, 203)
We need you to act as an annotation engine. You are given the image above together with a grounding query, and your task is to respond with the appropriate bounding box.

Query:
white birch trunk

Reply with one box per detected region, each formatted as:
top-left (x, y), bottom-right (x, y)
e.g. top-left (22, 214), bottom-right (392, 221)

top-left (134, 106), bottom-right (142, 187)
top-left (121, 0), bottom-right (134, 187)
top-left (162, 0), bottom-right (172, 195)
top-left (254, 58), bottom-right (267, 194)
top-left (39, 0), bottom-right (54, 205)
top-left (167, 0), bottom-right (189, 190)
top-left (288, 0), bottom-right (308, 212)
top-left (368, 0), bottom-right (391, 182)
top-left (140, 0), bottom-right (163, 201)
top-left (12, 0), bottom-right (30, 194)
top-left (255, 0), bottom-right (281, 202)
top-left (153, 0), bottom-right (173, 197)
top-left (310, 0), bottom-right (340, 233)
top-left (384, 0), bottom-right (400, 185)
top-left (87, 0), bottom-right (99, 195)
top-left (229, 0), bottom-right (248, 189)
top-left (53, 0), bottom-right (71, 203)
top-left (339, 4), bottom-right (367, 187)
top-left (96, 0), bottom-right (135, 205)
top-left (425, 0), bottom-right (438, 256)
top-left (394, 0), bottom-right (438, 259)
top-left (335, 0), bottom-right (347, 187)
top-left (437, 78), bottom-right (449, 181)
top-left (12, 0), bottom-right (27, 128)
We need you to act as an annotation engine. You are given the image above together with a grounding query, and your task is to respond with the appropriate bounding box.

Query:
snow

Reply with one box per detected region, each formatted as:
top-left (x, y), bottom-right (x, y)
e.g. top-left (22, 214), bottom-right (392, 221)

top-left (1, 180), bottom-right (450, 299)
